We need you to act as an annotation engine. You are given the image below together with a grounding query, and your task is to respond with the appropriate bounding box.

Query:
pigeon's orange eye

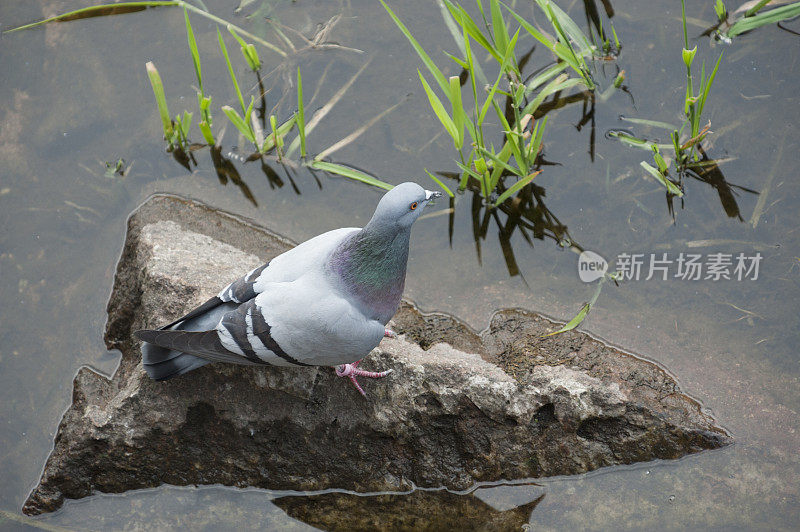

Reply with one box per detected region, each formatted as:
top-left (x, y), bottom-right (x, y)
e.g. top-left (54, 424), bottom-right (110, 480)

top-left (410, 202), bottom-right (418, 211)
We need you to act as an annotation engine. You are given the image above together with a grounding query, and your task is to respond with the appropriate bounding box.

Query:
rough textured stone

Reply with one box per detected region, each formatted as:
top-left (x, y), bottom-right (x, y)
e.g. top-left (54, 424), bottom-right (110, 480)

top-left (23, 195), bottom-right (731, 515)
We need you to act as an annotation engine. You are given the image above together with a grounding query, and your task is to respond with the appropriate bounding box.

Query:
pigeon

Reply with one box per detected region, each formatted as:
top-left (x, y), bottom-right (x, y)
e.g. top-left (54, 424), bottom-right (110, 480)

top-left (134, 182), bottom-right (442, 397)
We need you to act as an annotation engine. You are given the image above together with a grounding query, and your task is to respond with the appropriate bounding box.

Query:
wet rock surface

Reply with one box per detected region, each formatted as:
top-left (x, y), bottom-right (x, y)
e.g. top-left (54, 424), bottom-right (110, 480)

top-left (23, 195), bottom-right (731, 515)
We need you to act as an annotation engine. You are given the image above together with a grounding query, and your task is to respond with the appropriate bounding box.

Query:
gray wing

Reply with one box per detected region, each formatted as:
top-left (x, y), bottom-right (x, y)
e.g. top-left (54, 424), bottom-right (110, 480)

top-left (135, 328), bottom-right (265, 366)
top-left (135, 298), bottom-right (310, 367)
top-left (157, 262), bottom-right (269, 330)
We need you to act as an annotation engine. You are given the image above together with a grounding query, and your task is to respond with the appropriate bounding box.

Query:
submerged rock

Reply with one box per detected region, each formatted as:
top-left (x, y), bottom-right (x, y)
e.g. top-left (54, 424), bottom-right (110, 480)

top-left (23, 195), bottom-right (730, 515)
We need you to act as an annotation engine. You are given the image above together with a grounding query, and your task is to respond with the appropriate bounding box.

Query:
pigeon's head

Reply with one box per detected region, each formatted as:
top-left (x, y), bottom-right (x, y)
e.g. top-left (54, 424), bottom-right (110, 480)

top-left (371, 182), bottom-right (442, 229)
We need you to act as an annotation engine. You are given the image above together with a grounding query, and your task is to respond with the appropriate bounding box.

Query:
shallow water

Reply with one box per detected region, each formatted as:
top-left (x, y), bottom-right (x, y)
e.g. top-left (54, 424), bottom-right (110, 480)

top-left (0, 0), bottom-right (798, 529)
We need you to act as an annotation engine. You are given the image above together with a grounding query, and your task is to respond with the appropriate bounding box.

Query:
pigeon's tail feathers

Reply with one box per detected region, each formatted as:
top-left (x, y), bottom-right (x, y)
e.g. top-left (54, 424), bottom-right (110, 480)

top-left (141, 342), bottom-right (210, 381)
top-left (158, 296), bottom-right (225, 331)
top-left (135, 301), bottom-right (265, 381)
top-left (135, 328), bottom-right (265, 366)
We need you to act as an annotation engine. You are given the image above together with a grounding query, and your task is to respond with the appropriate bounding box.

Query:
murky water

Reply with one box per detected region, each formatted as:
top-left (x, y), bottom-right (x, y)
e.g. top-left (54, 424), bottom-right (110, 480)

top-left (1, 0), bottom-right (798, 529)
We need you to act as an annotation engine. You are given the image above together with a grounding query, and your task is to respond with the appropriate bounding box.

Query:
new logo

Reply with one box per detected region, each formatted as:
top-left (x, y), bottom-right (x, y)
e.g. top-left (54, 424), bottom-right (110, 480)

top-left (578, 251), bottom-right (608, 282)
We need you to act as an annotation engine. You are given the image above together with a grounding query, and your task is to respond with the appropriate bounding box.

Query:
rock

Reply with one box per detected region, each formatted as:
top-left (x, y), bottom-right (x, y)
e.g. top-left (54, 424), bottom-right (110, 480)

top-left (23, 195), bottom-right (731, 515)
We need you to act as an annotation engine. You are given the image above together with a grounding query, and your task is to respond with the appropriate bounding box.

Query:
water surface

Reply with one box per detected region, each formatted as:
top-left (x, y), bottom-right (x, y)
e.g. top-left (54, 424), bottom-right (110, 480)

top-left (0, 0), bottom-right (798, 529)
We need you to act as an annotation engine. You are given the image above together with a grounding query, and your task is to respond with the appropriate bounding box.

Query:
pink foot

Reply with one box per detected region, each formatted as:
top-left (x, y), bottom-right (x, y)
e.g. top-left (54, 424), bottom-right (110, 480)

top-left (384, 329), bottom-right (397, 338)
top-left (335, 360), bottom-right (393, 397)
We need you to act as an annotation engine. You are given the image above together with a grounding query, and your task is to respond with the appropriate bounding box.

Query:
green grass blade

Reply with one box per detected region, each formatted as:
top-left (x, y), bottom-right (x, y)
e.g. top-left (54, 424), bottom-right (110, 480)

top-left (489, 138), bottom-right (515, 186)
top-left (459, 153), bottom-right (475, 190)
top-left (544, 302), bottom-right (590, 336)
top-left (551, 42), bottom-right (582, 72)
top-left (285, 58), bottom-right (372, 158)
top-left (443, 0), bottom-right (503, 64)
top-left (310, 161), bottom-right (393, 190)
top-left (525, 62), bottom-right (569, 94)
top-left (145, 61), bottom-right (173, 137)
top-left (221, 105), bottom-right (255, 143)
top-left (424, 169), bottom-right (454, 197)
top-left (197, 93), bottom-right (212, 128)
top-left (244, 95), bottom-right (256, 138)
top-left (493, 169), bottom-right (541, 207)
top-left (545, 5), bottom-right (582, 67)
top-left (503, 3), bottom-right (556, 51)
top-left (490, 0), bottom-right (509, 56)
top-left (490, 99), bottom-right (525, 172)
top-left (5, 0), bottom-right (286, 57)
top-left (505, 3), bottom-right (590, 76)
top-left (180, 110), bottom-right (193, 138)
top-left (652, 146), bottom-right (669, 173)
top-left (543, 274), bottom-right (607, 337)
top-left (184, 7), bottom-right (203, 91)
top-left (4, 1), bottom-right (179, 32)
top-left (261, 115), bottom-right (296, 151)
top-left (528, 115), bottom-right (548, 163)
top-left (608, 130), bottom-right (671, 151)
top-left (456, 161), bottom-right (484, 183)
top-left (380, 0), bottom-right (449, 93)
top-left (728, 2), bottom-right (800, 35)
top-left (269, 115), bottom-right (283, 152)
top-left (296, 68), bottom-right (307, 157)
top-left (477, 145), bottom-right (523, 177)
top-left (745, 0), bottom-right (773, 16)
top-left (448, 75), bottom-right (465, 149)
top-left (541, 0), bottom-right (593, 55)
top-left (439, 0), bottom-right (468, 51)
top-left (446, 52), bottom-right (470, 70)
top-left (478, 67), bottom-right (505, 125)
top-left (640, 161), bottom-right (683, 196)
top-left (521, 75), bottom-right (583, 116)
top-left (5, 0), bottom-right (286, 58)
top-left (228, 23), bottom-right (248, 47)
top-left (198, 120), bottom-right (215, 145)
top-left (218, 28), bottom-right (246, 116)
top-left (697, 52), bottom-right (723, 118)
top-left (228, 24), bottom-right (260, 71)
top-left (462, 30), bottom-right (481, 142)
top-left (418, 70), bottom-right (458, 143)
top-left (478, 28), bottom-right (519, 125)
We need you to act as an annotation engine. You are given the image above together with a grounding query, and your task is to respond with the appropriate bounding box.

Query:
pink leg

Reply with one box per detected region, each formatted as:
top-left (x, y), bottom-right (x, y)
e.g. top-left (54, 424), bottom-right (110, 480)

top-left (335, 360), bottom-right (393, 398)
top-left (384, 329), bottom-right (397, 338)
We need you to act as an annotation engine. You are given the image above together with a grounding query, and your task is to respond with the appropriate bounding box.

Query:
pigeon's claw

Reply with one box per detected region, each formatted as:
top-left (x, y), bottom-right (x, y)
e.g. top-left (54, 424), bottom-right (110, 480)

top-left (335, 361), bottom-right (393, 398)
top-left (384, 328), bottom-right (397, 339)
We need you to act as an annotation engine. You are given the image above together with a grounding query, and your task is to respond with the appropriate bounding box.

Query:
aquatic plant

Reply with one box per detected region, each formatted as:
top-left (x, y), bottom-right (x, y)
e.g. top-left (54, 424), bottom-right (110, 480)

top-left (6, 1), bottom-right (401, 190)
top-left (608, 0), bottom-right (723, 200)
top-left (714, 0), bottom-right (800, 41)
top-left (380, 0), bottom-right (623, 208)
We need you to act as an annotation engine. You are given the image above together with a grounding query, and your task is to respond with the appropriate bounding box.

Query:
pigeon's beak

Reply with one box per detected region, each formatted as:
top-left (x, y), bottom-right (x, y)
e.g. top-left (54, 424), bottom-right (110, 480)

top-left (425, 190), bottom-right (443, 203)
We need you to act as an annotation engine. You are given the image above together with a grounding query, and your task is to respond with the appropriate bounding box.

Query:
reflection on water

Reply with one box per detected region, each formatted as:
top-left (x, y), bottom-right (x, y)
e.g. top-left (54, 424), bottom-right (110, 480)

top-left (273, 487), bottom-right (545, 531)
top-left (677, 145), bottom-right (759, 221)
top-left (417, 175), bottom-right (582, 278)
